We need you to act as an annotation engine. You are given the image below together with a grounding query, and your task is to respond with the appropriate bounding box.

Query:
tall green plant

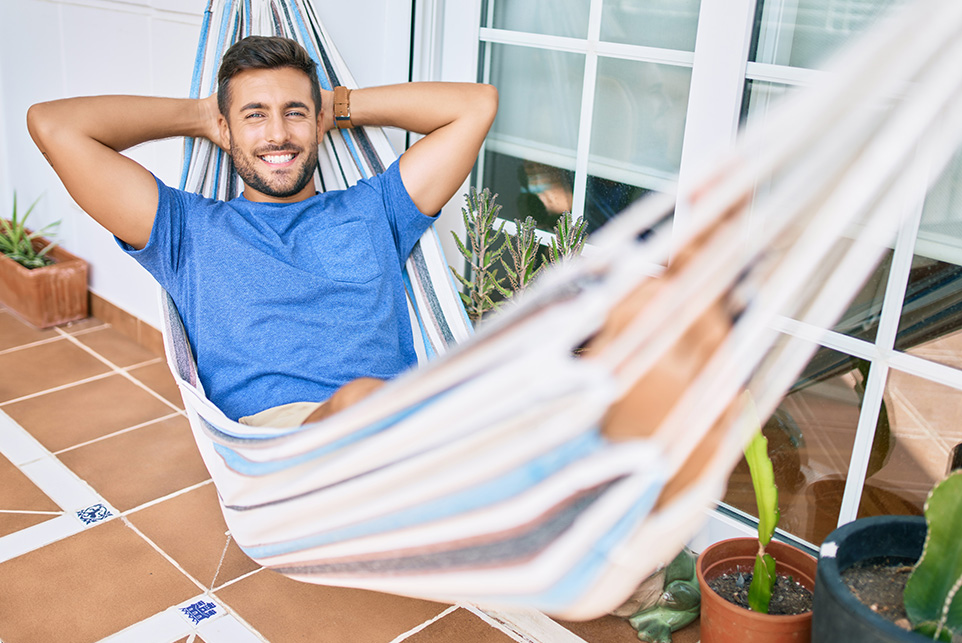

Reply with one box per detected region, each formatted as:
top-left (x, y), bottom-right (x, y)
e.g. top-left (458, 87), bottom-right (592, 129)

top-left (450, 187), bottom-right (507, 323)
top-left (745, 427), bottom-right (780, 614)
top-left (500, 215), bottom-right (541, 295)
top-left (1, 193), bottom-right (57, 269)
top-left (903, 470), bottom-right (962, 641)
top-left (548, 210), bottom-right (588, 263)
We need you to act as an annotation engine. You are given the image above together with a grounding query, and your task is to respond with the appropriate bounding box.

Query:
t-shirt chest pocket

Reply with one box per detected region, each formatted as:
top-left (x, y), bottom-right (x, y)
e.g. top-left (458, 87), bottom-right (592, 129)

top-left (312, 221), bottom-right (383, 284)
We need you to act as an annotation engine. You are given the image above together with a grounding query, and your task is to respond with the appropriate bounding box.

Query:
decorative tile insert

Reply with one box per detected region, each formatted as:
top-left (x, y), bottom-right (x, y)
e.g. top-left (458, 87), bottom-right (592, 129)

top-left (180, 598), bottom-right (221, 625)
top-left (76, 502), bottom-right (113, 525)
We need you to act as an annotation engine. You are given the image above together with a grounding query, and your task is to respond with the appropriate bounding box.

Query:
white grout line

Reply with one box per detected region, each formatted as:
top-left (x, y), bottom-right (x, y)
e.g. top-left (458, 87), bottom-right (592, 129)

top-left (55, 327), bottom-right (184, 414)
top-left (389, 605), bottom-right (459, 642)
top-left (53, 411), bottom-right (184, 456)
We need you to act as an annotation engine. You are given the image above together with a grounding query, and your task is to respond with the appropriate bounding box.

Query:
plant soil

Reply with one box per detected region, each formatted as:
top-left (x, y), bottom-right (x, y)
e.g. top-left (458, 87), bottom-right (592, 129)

top-left (708, 571), bottom-right (813, 615)
top-left (840, 556), bottom-right (914, 630)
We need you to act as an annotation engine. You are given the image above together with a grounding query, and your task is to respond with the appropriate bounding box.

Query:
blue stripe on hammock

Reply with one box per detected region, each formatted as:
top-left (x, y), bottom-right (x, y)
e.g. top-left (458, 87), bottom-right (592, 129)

top-left (209, 396), bottom-right (436, 474)
top-left (523, 481), bottom-right (663, 611)
top-left (402, 265), bottom-right (437, 361)
top-left (241, 430), bottom-right (605, 559)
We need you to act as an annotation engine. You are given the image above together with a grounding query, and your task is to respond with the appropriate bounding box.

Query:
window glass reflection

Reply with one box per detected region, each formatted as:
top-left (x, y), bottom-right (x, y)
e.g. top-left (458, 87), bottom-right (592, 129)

top-left (899, 148), bottom-right (962, 370)
top-left (600, 0), bottom-right (700, 50)
top-left (751, 0), bottom-right (906, 70)
top-left (858, 371), bottom-right (962, 517)
top-left (723, 348), bottom-right (866, 545)
top-left (484, 0), bottom-right (590, 39)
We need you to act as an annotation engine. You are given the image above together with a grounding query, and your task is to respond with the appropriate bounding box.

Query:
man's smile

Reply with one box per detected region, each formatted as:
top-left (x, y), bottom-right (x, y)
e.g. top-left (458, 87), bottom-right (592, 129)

top-left (259, 151), bottom-right (298, 166)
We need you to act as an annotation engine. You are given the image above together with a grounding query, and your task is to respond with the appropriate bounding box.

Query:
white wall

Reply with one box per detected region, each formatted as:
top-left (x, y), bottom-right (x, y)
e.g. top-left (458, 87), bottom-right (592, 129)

top-left (0, 0), bottom-right (419, 329)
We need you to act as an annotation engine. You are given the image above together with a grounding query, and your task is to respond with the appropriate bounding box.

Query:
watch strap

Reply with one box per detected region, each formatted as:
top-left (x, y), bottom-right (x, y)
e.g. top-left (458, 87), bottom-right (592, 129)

top-left (333, 85), bottom-right (353, 129)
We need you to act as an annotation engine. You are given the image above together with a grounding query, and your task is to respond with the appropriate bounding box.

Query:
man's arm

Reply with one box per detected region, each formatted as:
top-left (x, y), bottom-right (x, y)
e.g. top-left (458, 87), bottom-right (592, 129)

top-left (27, 95), bottom-right (222, 250)
top-left (320, 83), bottom-right (498, 216)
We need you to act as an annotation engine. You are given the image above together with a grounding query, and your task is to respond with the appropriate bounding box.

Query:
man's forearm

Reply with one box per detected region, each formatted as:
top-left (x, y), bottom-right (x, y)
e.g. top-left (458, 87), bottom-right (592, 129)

top-left (343, 82), bottom-right (496, 136)
top-left (28, 94), bottom-right (220, 158)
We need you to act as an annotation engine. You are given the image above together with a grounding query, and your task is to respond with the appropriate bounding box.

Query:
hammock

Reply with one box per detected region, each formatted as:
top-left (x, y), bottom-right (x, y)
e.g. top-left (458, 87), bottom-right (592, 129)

top-left (161, 0), bottom-right (962, 619)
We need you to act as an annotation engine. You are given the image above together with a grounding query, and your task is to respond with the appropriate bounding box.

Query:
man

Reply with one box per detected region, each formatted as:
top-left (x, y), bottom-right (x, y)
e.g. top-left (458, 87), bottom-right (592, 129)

top-left (27, 36), bottom-right (498, 427)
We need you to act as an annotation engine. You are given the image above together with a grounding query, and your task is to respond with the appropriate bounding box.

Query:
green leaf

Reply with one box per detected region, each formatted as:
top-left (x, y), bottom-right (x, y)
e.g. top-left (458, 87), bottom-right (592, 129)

top-left (748, 552), bottom-right (777, 614)
top-left (904, 471), bottom-right (962, 640)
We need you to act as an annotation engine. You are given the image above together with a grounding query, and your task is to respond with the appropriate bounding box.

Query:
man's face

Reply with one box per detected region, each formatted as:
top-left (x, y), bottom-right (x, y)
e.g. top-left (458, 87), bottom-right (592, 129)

top-left (220, 67), bottom-right (320, 203)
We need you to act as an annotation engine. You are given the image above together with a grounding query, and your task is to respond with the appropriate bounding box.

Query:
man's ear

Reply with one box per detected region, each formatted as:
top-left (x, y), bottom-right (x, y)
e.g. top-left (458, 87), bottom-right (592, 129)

top-left (218, 114), bottom-right (231, 151)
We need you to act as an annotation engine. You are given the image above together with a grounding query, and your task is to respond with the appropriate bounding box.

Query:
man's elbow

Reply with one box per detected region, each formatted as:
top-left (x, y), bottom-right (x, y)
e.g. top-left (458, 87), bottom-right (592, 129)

top-left (26, 102), bottom-right (56, 152)
top-left (478, 83), bottom-right (499, 124)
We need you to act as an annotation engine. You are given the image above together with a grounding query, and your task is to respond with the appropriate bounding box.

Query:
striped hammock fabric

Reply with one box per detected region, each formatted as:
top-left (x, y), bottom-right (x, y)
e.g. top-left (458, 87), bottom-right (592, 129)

top-left (160, 0), bottom-right (962, 619)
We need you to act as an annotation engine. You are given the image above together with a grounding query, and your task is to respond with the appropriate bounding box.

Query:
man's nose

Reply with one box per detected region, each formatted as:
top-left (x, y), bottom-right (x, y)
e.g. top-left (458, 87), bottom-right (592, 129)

top-left (265, 114), bottom-right (288, 143)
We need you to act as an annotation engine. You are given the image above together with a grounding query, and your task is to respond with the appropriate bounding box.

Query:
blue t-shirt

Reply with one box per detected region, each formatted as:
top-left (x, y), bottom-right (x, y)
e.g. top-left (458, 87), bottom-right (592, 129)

top-left (121, 160), bottom-right (435, 420)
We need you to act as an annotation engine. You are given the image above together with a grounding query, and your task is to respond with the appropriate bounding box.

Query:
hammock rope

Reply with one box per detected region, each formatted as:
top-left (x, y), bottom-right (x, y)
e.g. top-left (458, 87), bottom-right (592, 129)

top-left (160, 0), bottom-right (962, 619)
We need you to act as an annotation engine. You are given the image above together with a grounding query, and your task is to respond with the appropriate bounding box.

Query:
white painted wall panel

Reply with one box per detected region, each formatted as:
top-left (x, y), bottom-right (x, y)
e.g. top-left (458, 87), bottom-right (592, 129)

top-left (0, 0), bottom-right (415, 329)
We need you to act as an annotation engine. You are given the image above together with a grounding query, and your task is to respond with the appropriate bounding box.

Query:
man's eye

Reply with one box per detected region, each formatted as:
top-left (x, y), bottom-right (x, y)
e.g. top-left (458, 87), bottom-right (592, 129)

top-left (245, 112), bottom-right (264, 119)
top-left (287, 111), bottom-right (306, 118)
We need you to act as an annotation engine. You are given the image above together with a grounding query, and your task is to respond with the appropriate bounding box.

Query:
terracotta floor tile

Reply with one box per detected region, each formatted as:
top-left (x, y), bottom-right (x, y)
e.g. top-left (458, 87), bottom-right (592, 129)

top-left (404, 608), bottom-right (516, 642)
top-left (4, 374), bottom-right (176, 452)
top-left (215, 569), bottom-right (448, 643)
top-left (59, 316), bottom-right (108, 335)
top-left (0, 338), bottom-right (109, 403)
top-left (58, 415), bottom-right (209, 512)
top-left (127, 484), bottom-right (258, 589)
top-left (0, 453), bottom-right (62, 538)
top-left (0, 519), bottom-right (199, 643)
top-left (129, 361), bottom-right (185, 409)
top-left (0, 311), bottom-right (58, 351)
top-left (73, 327), bottom-right (159, 367)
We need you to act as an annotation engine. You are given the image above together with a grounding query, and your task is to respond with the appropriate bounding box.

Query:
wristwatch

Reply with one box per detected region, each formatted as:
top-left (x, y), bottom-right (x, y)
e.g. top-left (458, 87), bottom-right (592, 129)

top-left (333, 85), bottom-right (353, 129)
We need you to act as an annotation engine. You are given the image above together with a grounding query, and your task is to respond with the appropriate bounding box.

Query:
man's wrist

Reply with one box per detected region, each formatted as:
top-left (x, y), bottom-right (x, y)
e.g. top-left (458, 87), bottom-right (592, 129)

top-left (333, 86), bottom-right (353, 129)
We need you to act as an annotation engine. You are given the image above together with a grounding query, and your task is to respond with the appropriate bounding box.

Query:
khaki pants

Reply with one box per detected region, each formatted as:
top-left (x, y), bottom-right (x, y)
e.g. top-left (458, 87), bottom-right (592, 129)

top-left (238, 401), bottom-right (325, 428)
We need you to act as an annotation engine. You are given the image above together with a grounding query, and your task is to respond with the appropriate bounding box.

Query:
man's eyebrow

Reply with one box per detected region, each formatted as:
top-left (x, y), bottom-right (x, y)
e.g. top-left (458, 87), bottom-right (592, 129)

top-left (238, 101), bottom-right (311, 112)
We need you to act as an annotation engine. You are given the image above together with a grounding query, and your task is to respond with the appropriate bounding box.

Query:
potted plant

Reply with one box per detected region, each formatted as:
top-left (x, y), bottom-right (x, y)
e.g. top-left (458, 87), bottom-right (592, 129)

top-left (0, 193), bottom-right (88, 327)
top-left (812, 470), bottom-right (962, 642)
top-left (696, 403), bottom-right (817, 643)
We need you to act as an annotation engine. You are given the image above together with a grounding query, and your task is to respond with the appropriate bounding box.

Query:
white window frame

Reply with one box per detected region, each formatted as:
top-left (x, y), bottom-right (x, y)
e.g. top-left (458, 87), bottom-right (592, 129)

top-left (433, 0), bottom-right (962, 556)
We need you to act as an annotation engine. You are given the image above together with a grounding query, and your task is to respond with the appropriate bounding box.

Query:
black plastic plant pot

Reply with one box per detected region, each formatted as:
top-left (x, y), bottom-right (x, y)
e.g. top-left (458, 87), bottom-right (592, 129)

top-left (813, 515), bottom-right (929, 642)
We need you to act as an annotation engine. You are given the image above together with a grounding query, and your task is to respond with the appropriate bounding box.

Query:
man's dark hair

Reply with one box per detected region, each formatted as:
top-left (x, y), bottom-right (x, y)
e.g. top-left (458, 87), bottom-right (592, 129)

top-left (217, 36), bottom-right (322, 116)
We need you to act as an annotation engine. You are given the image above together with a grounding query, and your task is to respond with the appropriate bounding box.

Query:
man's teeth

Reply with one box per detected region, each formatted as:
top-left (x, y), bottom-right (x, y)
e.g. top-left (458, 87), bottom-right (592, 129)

top-left (262, 153), bottom-right (295, 164)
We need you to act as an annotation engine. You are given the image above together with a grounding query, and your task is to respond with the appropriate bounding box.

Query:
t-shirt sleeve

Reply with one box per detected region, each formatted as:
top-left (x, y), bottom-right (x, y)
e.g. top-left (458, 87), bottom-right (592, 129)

top-left (379, 159), bottom-right (436, 261)
top-left (115, 174), bottom-right (189, 291)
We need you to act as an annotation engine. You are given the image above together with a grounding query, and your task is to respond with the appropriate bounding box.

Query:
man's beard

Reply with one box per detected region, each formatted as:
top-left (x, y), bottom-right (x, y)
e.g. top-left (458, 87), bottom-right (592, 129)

top-left (230, 138), bottom-right (319, 199)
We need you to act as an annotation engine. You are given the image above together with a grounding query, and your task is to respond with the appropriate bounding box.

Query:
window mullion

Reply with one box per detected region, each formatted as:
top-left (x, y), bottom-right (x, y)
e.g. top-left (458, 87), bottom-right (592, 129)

top-left (570, 0), bottom-right (604, 222)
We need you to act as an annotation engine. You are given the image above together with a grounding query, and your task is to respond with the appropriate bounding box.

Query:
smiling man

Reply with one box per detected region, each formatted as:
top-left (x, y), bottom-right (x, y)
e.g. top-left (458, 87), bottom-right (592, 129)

top-left (27, 36), bottom-right (498, 426)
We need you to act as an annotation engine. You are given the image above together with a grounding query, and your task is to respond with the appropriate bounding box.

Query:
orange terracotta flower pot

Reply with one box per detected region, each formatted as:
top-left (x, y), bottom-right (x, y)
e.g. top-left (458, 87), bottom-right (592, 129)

top-left (697, 537), bottom-right (817, 643)
top-left (0, 240), bottom-right (88, 328)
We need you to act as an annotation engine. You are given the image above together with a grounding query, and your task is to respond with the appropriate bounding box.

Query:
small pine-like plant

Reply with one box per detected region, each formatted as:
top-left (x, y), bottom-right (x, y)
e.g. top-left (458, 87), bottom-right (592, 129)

top-left (1, 193), bottom-right (57, 269)
top-left (903, 470), bottom-right (962, 641)
top-left (500, 215), bottom-right (542, 295)
top-left (548, 210), bottom-right (587, 264)
top-left (450, 187), bottom-right (507, 323)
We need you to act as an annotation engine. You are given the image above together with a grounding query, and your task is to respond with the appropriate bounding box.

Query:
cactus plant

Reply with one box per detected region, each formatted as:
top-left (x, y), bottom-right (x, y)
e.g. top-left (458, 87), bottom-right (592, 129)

top-left (548, 210), bottom-right (587, 263)
top-left (745, 426), bottom-right (781, 614)
top-left (500, 215), bottom-right (542, 295)
top-left (903, 470), bottom-right (962, 641)
top-left (450, 187), bottom-right (507, 323)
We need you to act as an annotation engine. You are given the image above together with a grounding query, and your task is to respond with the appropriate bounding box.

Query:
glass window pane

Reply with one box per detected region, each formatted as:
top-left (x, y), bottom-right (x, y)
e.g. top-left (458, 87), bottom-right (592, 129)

top-left (584, 58), bottom-right (690, 232)
top-left (858, 371), bottom-right (962, 517)
top-left (723, 348), bottom-right (866, 545)
top-left (484, 0), bottom-right (590, 39)
top-left (751, 0), bottom-right (906, 70)
top-left (600, 0), bottom-right (701, 50)
top-left (481, 44), bottom-right (584, 231)
top-left (482, 151), bottom-right (575, 231)
top-left (898, 149), bottom-right (962, 369)
top-left (486, 43), bottom-right (585, 162)
top-left (743, 78), bottom-right (892, 343)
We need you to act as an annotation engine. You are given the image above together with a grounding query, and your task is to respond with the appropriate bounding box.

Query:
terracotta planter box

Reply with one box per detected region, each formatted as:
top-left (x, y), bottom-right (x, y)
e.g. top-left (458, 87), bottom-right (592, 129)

top-left (0, 238), bottom-right (89, 328)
